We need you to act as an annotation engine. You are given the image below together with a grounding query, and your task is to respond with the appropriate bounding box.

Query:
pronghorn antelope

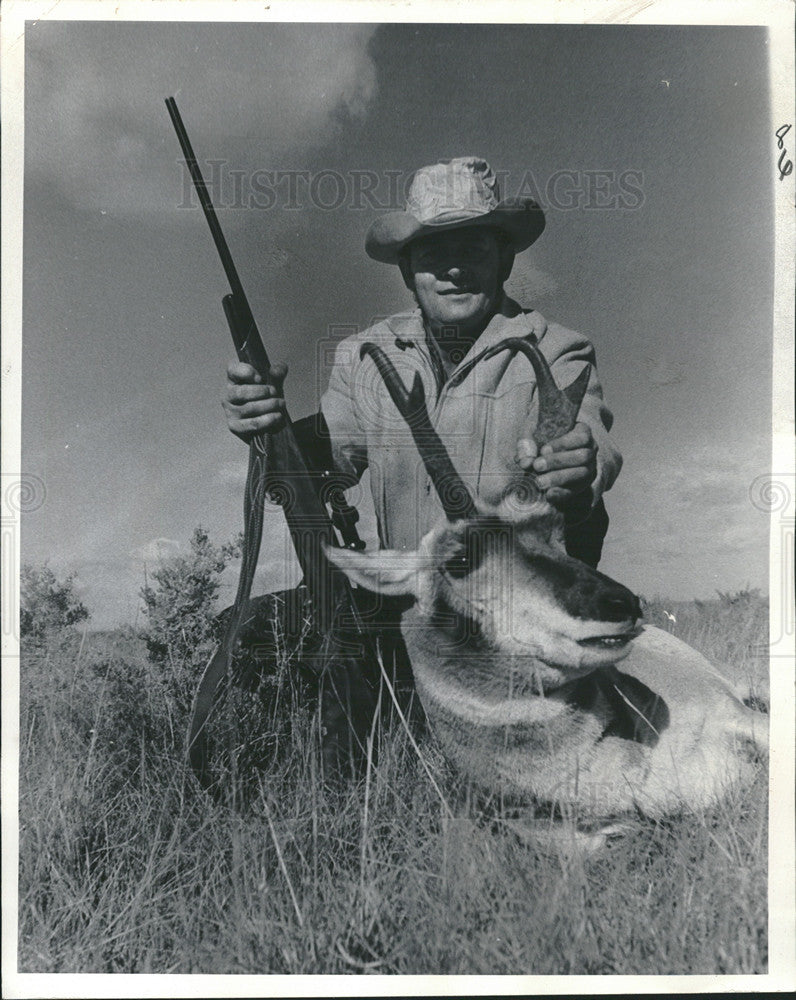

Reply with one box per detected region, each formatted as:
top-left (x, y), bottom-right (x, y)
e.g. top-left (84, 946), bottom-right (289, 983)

top-left (326, 335), bottom-right (768, 822)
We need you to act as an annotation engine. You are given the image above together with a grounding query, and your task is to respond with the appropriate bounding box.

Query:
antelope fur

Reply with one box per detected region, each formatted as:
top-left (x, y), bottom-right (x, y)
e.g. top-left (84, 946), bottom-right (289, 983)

top-left (328, 497), bottom-right (767, 820)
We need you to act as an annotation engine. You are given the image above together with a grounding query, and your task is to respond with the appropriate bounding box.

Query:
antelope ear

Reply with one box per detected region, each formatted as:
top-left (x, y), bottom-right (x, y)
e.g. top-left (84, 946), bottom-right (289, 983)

top-left (323, 543), bottom-right (423, 596)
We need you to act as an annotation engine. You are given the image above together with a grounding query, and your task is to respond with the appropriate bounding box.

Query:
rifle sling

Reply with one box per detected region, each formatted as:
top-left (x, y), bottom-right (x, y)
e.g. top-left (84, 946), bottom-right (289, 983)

top-left (187, 436), bottom-right (269, 791)
top-left (186, 423), bottom-right (372, 792)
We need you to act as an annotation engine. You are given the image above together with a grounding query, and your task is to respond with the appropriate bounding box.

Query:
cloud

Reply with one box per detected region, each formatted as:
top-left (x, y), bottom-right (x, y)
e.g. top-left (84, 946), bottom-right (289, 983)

top-left (631, 441), bottom-right (767, 517)
top-left (215, 461), bottom-right (248, 491)
top-left (25, 21), bottom-right (378, 213)
top-left (131, 538), bottom-right (182, 563)
top-left (604, 438), bottom-right (770, 597)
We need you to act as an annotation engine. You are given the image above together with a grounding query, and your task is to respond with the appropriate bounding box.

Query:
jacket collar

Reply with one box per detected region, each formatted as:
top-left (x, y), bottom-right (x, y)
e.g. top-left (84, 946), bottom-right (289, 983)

top-left (385, 294), bottom-right (549, 377)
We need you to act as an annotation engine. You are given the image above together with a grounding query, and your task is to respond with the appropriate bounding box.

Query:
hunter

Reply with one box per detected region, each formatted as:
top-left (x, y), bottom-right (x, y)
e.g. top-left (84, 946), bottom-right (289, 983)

top-left (221, 157), bottom-right (622, 742)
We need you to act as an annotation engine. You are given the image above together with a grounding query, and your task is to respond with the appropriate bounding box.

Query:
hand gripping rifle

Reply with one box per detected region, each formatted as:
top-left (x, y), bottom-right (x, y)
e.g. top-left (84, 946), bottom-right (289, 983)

top-left (165, 97), bottom-right (377, 792)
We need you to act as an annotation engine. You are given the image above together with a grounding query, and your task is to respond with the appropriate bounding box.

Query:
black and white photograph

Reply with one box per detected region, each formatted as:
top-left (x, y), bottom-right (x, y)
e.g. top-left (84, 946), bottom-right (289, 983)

top-left (2, 0), bottom-right (794, 994)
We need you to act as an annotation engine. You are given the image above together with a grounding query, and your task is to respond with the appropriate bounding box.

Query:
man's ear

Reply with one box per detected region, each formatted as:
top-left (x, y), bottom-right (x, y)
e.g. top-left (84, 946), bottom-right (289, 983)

top-left (323, 543), bottom-right (423, 597)
top-left (398, 253), bottom-right (415, 292)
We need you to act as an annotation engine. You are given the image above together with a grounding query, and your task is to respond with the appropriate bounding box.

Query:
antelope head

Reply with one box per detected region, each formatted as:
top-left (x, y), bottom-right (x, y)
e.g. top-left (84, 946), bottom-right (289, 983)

top-left (326, 335), bottom-right (641, 691)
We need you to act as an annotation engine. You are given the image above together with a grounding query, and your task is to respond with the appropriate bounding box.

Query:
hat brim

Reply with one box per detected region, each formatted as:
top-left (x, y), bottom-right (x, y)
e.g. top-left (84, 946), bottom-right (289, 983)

top-left (365, 197), bottom-right (545, 264)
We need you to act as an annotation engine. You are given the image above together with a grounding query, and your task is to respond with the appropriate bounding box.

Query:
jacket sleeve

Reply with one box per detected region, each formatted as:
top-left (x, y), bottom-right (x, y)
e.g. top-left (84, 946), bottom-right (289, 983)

top-left (318, 337), bottom-right (370, 485)
top-left (541, 324), bottom-right (623, 503)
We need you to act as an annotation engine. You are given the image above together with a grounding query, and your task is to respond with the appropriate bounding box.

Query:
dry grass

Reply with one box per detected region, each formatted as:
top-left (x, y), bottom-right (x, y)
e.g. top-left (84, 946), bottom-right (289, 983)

top-left (17, 593), bottom-right (768, 974)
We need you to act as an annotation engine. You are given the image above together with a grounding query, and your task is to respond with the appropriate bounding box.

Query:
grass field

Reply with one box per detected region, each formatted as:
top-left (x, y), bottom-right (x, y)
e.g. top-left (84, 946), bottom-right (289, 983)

top-left (17, 592), bottom-right (768, 975)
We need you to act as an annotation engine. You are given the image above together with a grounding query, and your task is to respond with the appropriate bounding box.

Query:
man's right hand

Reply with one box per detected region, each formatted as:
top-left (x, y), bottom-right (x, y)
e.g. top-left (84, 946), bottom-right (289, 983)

top-left (222, 360), bottom-right (288, 442)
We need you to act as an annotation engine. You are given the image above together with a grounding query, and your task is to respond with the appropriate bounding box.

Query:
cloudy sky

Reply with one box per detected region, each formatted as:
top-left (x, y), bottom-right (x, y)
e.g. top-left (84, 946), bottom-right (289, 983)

top-left (19, 19), bottom-right (777, 628)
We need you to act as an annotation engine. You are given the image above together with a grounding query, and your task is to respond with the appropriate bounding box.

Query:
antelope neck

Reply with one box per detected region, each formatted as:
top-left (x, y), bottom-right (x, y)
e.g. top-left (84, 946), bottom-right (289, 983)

top-left (405, 603), bottom-right (577, 697)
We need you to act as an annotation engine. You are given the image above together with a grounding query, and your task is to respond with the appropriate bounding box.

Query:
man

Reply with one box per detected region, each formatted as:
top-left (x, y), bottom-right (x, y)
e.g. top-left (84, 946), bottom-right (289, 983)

top-left (224, 157), bottom-right (621, 562)
top-left (222, 158), bottom-right (622, 759)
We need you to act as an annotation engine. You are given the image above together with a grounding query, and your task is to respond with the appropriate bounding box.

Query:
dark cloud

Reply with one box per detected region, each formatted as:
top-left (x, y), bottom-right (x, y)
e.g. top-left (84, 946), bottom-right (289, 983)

top-left (26, 21), bottom-right (378, 213)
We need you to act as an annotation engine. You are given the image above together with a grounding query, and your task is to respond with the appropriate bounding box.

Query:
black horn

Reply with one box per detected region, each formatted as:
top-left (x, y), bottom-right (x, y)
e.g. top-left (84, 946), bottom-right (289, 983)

top-left (481, 335), bottom-right (590, 447)
top-left (360, 343), bottom-right (478, 522)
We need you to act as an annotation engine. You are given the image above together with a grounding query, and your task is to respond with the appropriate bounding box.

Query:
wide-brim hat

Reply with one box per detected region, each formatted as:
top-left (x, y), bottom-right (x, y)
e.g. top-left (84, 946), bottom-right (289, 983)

top-left (365, 157), bottom-right (545, 264)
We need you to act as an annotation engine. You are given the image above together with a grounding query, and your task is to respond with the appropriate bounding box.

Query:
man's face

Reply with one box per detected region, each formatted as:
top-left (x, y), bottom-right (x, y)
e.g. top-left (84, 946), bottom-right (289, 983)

top-left (405, 228), bottom-right (506, 335)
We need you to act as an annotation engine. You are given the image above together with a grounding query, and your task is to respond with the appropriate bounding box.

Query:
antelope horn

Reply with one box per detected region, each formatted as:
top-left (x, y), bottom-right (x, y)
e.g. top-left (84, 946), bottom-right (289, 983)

top-left (360, 342), bottom-right (477, 521)
top-left (481, 335), bottom-right (591, 447)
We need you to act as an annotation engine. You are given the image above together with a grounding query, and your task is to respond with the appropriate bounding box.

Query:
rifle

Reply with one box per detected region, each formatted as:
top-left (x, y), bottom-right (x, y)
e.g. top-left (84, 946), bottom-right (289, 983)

top-left (165, 97), bottom-right (378, 791)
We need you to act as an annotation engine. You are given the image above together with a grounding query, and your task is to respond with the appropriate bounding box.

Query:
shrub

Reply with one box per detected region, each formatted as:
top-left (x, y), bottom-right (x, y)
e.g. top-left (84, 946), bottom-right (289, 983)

top-left (20, 563), bottom-right (90, 643)
top-left (139, 527), bottom-right (241, 670)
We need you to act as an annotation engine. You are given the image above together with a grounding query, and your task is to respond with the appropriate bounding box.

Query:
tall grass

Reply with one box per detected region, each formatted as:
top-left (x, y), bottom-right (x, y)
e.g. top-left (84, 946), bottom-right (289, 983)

top-left (17, 594), bottom-right (768, 974)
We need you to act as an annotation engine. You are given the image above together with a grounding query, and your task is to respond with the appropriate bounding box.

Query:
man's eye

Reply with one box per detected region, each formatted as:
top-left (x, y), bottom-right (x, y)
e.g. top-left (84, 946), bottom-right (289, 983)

top-left (418, 251), bottom-right (483, 268)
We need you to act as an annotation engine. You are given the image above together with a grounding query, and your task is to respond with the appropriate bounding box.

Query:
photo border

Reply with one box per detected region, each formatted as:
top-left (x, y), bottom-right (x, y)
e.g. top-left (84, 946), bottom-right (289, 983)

top-left (2, 2), bottom-right (793, 996)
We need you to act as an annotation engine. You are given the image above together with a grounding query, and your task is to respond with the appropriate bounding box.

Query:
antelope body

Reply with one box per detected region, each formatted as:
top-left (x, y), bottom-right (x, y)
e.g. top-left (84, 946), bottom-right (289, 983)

top-left (327, 336), bottom-right (768, 822)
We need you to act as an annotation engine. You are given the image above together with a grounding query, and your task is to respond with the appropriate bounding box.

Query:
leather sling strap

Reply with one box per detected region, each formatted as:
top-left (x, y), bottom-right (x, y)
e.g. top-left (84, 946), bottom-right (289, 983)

top-left (186, 434), bottom-right (268, 791)
top-left (186, 414), bottom-right (368, 792)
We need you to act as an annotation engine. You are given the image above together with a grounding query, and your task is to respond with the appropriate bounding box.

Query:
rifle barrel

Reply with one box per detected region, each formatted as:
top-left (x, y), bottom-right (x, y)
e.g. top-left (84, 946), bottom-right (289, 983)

top-left (165, 97), bottom-right (250, 313)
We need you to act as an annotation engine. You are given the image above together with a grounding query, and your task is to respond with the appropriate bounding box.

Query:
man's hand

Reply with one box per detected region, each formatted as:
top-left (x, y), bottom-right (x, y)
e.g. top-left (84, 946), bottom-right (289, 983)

top-left (516, 421), bottom-right (597, 508)
top-left (222, 360), bottom-right (288, 442)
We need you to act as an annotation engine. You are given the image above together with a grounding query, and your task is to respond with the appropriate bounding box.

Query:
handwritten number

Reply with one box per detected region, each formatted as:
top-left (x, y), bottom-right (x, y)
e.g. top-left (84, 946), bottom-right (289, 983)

top-left (776, 124), bottom-right (793, 181)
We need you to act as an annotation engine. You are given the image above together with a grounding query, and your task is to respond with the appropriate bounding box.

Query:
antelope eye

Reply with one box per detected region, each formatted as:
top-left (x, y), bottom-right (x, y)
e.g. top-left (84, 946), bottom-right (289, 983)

top-left (443, 554), bottom-right (471, 579)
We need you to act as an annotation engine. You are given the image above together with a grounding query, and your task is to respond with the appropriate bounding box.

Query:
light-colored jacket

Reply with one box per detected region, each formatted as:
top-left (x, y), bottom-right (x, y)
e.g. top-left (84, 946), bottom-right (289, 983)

top-left (320, 295), bottom-right (622, 551)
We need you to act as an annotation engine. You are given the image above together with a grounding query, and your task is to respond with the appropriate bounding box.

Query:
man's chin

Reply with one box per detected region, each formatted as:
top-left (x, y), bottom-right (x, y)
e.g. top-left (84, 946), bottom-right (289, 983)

top-left (432, 294), bottom-right (492, 328)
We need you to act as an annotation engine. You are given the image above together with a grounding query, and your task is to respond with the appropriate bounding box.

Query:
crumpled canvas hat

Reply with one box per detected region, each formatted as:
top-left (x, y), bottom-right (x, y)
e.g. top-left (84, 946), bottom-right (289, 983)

top-left (365, 157), bottom-right (545, 264)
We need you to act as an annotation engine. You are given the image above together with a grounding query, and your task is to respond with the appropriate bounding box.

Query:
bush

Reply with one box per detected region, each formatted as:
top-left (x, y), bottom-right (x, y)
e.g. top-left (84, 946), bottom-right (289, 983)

top-left (20, 563), bottom-right (89, 643)
top-left (139, 527), bottom-right (241, 670)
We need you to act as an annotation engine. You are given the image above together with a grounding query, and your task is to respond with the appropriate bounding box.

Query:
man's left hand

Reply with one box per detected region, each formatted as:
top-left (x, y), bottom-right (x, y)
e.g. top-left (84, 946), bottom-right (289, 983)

top-left (516, 422), bottom-right (597, 508)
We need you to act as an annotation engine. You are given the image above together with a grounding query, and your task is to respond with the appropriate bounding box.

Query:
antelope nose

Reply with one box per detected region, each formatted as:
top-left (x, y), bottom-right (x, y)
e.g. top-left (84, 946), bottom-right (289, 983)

top-left (597, 586), bottom-right (641, 623)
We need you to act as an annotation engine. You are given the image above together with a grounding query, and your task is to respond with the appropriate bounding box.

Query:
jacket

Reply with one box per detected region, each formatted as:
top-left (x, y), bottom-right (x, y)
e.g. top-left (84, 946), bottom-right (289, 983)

top-left (320, 295), bottom-right (622, 552)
